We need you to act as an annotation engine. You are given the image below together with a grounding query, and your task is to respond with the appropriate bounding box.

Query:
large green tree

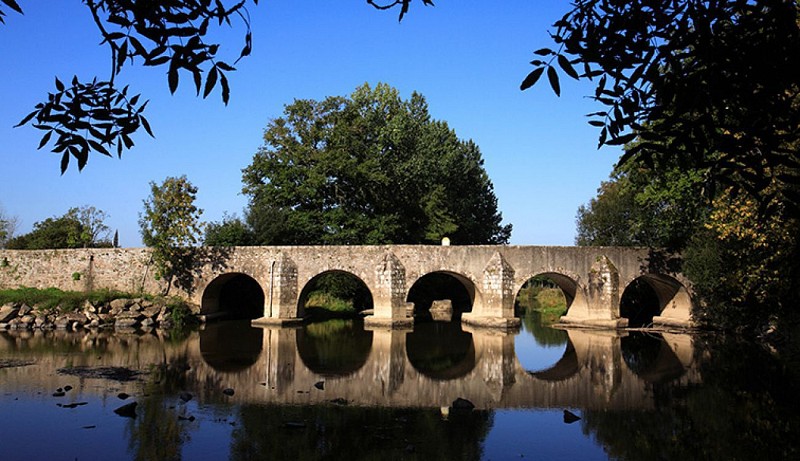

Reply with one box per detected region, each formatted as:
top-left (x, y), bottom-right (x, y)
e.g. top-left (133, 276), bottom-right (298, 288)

top-left (240, 83), bottom-right (511, 245)
top-left (139, 175), bottom-right (204, 294)
top-left (5, 205), bottom-right (111, 249)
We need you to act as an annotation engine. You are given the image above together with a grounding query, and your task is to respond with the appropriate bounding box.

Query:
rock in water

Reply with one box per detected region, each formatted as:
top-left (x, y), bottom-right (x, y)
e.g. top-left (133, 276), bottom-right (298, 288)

top-left (451, 398), bottom-right (475, 410)
top-left (114, 402), bottom-right (138, 418)
top-left (563, 410), bottom-right (581, 424)
top-left (179, 392), bottom-right (193, 402)
top-left (222, 388), bottom-right (235, 396)
top-left (314, 381), bottom-right (325, 390)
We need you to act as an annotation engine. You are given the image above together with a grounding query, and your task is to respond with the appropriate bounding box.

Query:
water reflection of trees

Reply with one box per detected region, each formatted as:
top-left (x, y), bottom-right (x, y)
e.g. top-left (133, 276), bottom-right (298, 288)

top-left (519, 310), bottom-right (568, 347)
top-left (583, 337), bottom-right (800, 460)
top-left (230, 404), bottom-right (493, 460)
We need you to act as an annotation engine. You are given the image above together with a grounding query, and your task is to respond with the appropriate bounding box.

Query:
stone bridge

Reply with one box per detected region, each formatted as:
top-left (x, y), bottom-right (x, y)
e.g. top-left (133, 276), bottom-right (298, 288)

top-left (0, 245), bottom-right (694, 329)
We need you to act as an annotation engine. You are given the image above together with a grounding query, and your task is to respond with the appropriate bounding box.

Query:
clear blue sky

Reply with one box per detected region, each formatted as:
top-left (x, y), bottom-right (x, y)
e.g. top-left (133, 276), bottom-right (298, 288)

top-left (0, 1), bottom-right (621, 247)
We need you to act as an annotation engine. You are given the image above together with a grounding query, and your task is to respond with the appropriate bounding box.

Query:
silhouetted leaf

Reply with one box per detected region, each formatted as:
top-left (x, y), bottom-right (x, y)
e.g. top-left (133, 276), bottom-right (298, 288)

top-left (547, 66), bottom-right (560, 96)
top-left (37, 130), bottom-right (52, 149)
top-left (557, 54), bottom-right (579, 79)
top-left (520, 67), bottom-right (544, 91)
top-left (2, 0), bottom-right (23, 14)
top-left (204, 66), bottom-right (218, 98)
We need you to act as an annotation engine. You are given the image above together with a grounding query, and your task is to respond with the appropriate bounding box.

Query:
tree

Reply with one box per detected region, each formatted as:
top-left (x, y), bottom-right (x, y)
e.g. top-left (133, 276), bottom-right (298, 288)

top-left (0, 205), bottom-right (18, 248)
top-left (5, 0), bottom-right (258, 172)
top-left (139, 175), bottom-right (204, 294)
top-left (204, 213), bottom-right (253, 246)
top-left (517, 0), bottom-right (800, 211)
top-left (241, 82), bottom-right (511, 245)
top-left (5, 205), bottom-right (112, 249)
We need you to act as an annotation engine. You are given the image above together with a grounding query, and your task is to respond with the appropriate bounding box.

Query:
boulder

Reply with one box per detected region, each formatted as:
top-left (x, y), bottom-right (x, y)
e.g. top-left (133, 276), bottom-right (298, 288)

top-left (0, 305), bottom-right (18, 323)
top-left (18, 304), bottom-right (33, 316)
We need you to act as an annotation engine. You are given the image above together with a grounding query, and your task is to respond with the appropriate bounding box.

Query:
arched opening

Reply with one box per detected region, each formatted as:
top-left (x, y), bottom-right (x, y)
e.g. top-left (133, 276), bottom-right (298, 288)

top-left (620, 275), bottom-right (692, 327)
top-left (621, 333), bottom-right (686, 383)
top-left (201, 273), bottom-right (265, 320)
top-left (406, 271), bottom-right (475, 321)
top-left (296, 319), bottom-right (373, 377)
top-left (199, 320), bottom-right (263, 372)
top-left (406, 321), bottom-right (476, 380)
top-left (297, 271), bottom-right (373, 320)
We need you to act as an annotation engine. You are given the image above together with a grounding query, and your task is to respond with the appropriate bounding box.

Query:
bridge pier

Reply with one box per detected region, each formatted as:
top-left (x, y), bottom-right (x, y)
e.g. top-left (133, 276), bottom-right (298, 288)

top-left (252, 254), bottom-right (304, 326)
top-left (462, 252), bottom-right (521, 329)
top-left (559, 256), bottom-right (628, 329)
top-left (364, 252), bottom-right (414, 328)
top-left (366, 326), bottom-right (411, 396)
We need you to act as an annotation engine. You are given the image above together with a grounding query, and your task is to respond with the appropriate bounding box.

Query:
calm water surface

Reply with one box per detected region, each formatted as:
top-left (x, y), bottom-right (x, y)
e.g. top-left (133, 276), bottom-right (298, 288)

top-left (1, 315), bottom-right (799, 460)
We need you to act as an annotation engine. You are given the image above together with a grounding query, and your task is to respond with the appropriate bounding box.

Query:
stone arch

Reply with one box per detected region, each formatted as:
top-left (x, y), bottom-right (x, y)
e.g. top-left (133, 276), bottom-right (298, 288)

top-left (406, 270), bottom-right (482, 320)
top-left (296, 269), bottom-right (374, 319)
top-left (201, 272), bottom-right (265, 320)
top-left (620, 274), bottom-right (693, 327)
top-left (514, 271), bottom-right (590, 316)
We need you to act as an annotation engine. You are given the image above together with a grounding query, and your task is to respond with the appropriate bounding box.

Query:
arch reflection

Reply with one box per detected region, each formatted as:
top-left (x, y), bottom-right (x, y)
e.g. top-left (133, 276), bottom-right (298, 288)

top-left (296, 319), bottom-right (373, 377)
top-left (621, 333), bottom-right (686, 383)
top-left (200, 320), bottom-right (263, 372)
top-left (406, 321), bottom-right (476, 380)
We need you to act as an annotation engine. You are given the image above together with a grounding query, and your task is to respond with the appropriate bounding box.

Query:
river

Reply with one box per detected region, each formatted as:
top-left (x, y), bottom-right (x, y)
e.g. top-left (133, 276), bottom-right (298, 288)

top-left (1, 314), bottom-right (798, 460)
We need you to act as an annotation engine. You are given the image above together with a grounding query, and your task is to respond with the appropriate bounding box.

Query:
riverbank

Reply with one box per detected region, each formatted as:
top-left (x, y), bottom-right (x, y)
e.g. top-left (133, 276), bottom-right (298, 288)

top-left (0, 287), bottom-right (195, 331)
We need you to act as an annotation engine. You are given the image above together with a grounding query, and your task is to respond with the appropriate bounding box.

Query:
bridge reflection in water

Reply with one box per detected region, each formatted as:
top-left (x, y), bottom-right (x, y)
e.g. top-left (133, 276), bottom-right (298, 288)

top-left (195, 321), bottom-right (698, 411)
top-left (0, 321), bottom-right (698, 412)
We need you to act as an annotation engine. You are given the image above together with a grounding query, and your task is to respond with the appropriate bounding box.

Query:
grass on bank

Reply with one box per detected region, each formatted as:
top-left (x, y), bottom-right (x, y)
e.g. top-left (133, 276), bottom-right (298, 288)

top-left (303, 290), bottom-right (357, 319)
top-left (517, 285), bottom-right (568, 323)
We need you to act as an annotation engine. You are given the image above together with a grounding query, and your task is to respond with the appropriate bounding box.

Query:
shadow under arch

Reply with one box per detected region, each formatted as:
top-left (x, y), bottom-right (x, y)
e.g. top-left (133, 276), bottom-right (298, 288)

top-left (296, 319), bottom-right (373, 377)
top-left (620, 274), bottom-right (693, 327)
top-left (621, 333), bottom-right (686, 383)
top-left (530, 339), bottom-right (581, 381)
top-left (406, 321), bottom-right (476, 380)
top-left (407, 271), bottom-right (476, 321)
top-left (201, 273), bottom-right (265, 320)
top-left (297, 270), bottom-right (374, 319)
top-left (199, 320), bottom-right (263, 372)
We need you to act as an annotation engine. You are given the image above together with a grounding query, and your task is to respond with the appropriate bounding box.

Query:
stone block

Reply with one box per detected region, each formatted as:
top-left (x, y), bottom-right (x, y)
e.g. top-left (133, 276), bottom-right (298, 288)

top-left (0, 305), bottom-right (18, 323)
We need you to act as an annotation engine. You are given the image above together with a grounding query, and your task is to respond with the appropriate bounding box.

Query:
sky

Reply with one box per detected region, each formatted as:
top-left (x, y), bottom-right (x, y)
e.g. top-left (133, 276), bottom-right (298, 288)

top-left (0, 1), bottom-right (622, 247)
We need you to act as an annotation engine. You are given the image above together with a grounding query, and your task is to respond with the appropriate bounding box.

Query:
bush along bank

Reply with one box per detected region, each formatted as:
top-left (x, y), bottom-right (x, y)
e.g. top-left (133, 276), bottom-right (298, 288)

top-left (0, 288), bottom-right (197, 331)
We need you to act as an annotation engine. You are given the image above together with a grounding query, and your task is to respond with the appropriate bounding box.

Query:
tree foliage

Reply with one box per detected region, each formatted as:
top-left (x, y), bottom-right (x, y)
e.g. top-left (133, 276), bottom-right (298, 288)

top-left (5, 205), bottom-right (111, 249)
top-left (240, 83), bottom-right (511, 245)
top-left (204, 213), bottom-right (253, 247)
top-left (6, 0), bottom-right (258, 172)
top-left (519, 0), bottom-right (800, 210)
top-left (139, 175), bottom-right (204, 294)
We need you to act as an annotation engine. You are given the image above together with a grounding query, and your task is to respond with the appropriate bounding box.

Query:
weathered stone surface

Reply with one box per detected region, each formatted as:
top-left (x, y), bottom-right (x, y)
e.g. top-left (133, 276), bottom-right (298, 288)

top-left (18, 304), bottom-right (33, 316)
top-left (114, 317), bottom-right (140, 329)
top-left (0, 305), bottom-right (18, 323)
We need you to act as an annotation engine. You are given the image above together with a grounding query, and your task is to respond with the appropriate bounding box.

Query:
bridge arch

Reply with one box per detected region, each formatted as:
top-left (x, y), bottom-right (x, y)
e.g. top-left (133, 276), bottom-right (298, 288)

top-left (620, 274), bottom-right (693, 327)
top-left (406, 271), bottom-right (481, 320)
top-left (296, 320), bottom-right (373, 377)
top-left (514, 271), bottom-right (590, 317)
top-left (297, 270), bottom-right (374, 319)
top-left (621, 333), bottom-right (686, 383)
top-left (201, 272), bottom-right (265, 320)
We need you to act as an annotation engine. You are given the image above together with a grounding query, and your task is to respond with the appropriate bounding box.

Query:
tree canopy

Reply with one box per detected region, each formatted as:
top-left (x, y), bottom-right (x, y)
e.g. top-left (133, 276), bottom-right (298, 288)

top-left (4, 205), bottom-right (111, 249)
top-left (520, 0), bottom-right (800, 210)
top-left (237, 83), bottom-right (511, 246)
top-left (139, 175), bottom-right (204, 294)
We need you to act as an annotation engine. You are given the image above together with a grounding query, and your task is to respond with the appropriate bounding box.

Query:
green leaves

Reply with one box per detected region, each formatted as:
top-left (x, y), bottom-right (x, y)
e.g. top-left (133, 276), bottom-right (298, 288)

top-left (242, 83), bottom-right (511, 245)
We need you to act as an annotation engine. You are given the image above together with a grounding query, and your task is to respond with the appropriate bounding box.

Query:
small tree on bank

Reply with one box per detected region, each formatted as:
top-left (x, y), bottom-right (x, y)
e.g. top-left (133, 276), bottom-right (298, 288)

top-left (139, 176), bottom-right (204, 295)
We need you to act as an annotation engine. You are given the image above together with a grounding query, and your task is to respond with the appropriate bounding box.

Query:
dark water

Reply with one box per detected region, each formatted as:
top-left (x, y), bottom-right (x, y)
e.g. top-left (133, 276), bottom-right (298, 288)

top-left (1, 316), bottom-right (799, 461)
